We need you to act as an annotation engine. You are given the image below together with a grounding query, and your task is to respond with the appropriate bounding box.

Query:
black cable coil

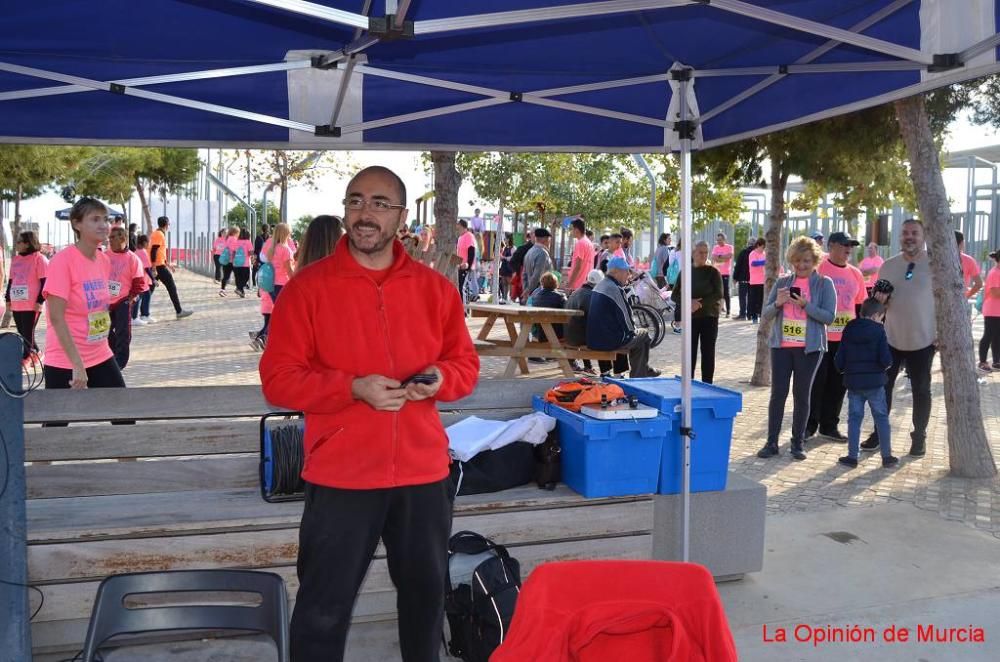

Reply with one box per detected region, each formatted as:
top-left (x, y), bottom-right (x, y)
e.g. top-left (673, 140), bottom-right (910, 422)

top-left (267, 421), bottom-right (305, 498)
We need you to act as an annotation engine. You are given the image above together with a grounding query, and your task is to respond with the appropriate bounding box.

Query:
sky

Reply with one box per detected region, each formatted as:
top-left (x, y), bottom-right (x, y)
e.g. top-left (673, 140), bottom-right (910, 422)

top-left (8, 111), bottom-right (1000, 245)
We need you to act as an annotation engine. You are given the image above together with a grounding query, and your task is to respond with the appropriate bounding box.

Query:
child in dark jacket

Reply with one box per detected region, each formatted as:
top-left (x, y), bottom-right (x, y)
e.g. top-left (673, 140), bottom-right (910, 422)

top-left (834, 298), bottom-right (897, 468)
top-left (529, 271), bottom-right (567, 342)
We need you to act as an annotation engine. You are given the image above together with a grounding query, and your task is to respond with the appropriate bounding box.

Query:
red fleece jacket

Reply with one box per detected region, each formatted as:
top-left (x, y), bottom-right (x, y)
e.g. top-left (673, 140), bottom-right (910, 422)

top-left (259, 237), bottom-right (479, 489)
top-left (491, 561), bottom-right (738, 662)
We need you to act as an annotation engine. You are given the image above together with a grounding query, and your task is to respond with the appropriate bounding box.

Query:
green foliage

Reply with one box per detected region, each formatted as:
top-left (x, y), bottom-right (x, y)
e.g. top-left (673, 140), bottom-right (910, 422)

top-left (456, 151), bottom-right (742, 234)
top-left (60, 147), bottom-right (200, 204)
top-left (291, 214), bottom-right (313, 243)
top-left (225, 199), bottom-right (280, 228)
top-left (0, 145), bottom-right (84, 203)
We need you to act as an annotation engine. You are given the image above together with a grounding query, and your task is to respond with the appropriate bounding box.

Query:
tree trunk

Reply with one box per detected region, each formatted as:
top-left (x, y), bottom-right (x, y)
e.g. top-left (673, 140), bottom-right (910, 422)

top-left (280, 178), bottom-right (288, 224)
top-left (895, 95), bottom-right (997, 479)
top-left (12, 184), bottom-right (23, 245)
top-left (134, 178), bottom-right (153, 235)
top-left (429, 151), bottom-right (462, 284)
top-left (750, 154), bottom-right (788, 386)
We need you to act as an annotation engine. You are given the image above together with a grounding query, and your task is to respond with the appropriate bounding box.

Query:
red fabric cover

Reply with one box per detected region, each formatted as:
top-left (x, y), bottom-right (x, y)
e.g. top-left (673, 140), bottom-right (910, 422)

top-left (259, 236), bottom-right (480, 489)
top-left (491, 561), bottom-right (737, 662)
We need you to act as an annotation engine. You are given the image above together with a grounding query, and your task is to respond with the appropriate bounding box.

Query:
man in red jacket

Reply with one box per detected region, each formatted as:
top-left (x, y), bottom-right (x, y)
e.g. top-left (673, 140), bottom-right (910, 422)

top-left (260, 166), bottom-right (479, 662)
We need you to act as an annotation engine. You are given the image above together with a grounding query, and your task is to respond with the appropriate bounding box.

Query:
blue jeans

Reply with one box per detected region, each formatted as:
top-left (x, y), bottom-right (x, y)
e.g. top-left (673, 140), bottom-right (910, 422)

top-left (847, 388), bottom-right (891, 459)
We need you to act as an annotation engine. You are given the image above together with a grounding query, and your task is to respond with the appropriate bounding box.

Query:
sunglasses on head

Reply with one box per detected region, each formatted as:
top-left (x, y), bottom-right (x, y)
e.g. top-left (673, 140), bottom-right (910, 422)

top-left (905, 262), bottom-right (915, 280)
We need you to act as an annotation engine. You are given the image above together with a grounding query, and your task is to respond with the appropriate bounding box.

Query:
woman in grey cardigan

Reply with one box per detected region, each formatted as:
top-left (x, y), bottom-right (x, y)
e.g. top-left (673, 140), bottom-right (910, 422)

top-left (757, 237), bottom-right (837, 461)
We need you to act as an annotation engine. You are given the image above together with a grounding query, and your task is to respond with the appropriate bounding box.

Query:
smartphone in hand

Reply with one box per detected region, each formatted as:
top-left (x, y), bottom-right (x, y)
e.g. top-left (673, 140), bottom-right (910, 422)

top-left (397, 372), bottom-right (439, 388)
top-left (789, 286), bottom-right (802, 299)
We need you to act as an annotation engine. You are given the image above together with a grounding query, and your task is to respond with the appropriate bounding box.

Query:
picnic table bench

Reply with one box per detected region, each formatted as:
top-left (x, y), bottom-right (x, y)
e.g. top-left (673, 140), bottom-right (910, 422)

top-left (468, 303), bottom-right (622, 377)
top-left (19, 379), bottom-right (655, 660)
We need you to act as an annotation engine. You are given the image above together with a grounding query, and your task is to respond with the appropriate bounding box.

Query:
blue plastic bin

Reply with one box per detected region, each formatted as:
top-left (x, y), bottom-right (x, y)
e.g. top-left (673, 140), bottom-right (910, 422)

top-left (606, 377), bottom-right (742, 494)
top-left (533, 396), bottom-right (670, 498)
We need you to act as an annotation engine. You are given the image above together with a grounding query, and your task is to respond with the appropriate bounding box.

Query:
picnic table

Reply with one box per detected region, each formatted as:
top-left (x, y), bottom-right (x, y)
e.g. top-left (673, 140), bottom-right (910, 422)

top-left (468, 303), bottom-right (619, 378)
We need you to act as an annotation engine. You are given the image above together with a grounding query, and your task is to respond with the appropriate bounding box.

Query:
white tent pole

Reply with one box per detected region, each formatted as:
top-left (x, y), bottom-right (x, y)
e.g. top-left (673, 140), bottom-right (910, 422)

top-left (238, 0), bottom-right (369, 30)
top-left (960, 32), bottom-right (1000, 61)
top-left (677, 72), bottom-right (693, 564)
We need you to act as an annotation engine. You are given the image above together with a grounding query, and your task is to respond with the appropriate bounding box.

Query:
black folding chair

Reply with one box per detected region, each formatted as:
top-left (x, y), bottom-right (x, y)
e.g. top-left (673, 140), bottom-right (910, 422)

top-left (81, 569), bottom-right (290, 661)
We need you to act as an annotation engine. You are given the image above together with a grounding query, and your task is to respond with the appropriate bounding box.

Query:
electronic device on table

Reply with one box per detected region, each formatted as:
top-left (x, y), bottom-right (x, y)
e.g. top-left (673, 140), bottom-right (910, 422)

top-left (580, 394), bottom-right (658, 420)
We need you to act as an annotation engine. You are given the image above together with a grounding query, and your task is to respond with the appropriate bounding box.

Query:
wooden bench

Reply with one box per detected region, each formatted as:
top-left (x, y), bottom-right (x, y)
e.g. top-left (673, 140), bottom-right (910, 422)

top-left (22, 379), bottom-right (654, 660)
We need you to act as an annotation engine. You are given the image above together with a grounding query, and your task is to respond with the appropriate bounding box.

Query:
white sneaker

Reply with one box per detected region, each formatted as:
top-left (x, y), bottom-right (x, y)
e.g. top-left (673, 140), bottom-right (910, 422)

top-left (133, 317), bottom-right (148, 326)
top-left (141, 316), bottom-right (157, 324)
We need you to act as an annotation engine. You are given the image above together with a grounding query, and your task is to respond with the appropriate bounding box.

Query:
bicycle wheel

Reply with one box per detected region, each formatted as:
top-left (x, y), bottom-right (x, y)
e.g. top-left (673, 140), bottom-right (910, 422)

top-left (632, 304), bottom-right (665, 348)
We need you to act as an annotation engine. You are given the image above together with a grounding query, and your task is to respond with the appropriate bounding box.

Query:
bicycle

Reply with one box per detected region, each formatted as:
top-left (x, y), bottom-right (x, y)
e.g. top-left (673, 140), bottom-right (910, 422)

top-left (624, 271), bottom-right (674, 348)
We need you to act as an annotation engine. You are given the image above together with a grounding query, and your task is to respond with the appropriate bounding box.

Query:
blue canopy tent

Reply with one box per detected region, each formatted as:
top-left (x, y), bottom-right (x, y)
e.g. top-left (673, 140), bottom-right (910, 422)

top-left (54, 206), bottom-right (125, 221)
top-left (2, 2), bottom-right (1000, 653)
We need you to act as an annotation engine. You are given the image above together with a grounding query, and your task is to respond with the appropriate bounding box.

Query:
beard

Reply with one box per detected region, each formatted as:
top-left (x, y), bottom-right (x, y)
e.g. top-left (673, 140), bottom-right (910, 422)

top-left (347, 220), bottom-right (396, 255)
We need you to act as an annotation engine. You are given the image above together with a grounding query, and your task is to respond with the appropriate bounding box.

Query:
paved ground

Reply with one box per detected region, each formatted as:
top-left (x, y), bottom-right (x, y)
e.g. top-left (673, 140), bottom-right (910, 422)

top-left (24, 267), bottom-right (1000, 661)
top-left (27, 267), bottom-right (997, 535)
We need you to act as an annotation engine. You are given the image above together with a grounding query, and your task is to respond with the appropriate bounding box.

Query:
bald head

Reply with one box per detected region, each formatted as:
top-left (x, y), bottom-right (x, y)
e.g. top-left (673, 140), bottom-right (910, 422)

top-left (347, 166), bottom-right (407, 207)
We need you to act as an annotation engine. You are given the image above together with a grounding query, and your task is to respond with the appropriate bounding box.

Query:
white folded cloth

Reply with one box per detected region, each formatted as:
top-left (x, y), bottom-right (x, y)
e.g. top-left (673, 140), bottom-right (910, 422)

top-left (447, 412), bottom-right (556, 462)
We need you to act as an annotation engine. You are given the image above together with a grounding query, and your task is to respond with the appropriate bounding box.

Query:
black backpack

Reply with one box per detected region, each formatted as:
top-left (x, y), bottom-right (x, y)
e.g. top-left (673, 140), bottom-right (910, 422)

top-left (444, 531), bottom-right (522, 662)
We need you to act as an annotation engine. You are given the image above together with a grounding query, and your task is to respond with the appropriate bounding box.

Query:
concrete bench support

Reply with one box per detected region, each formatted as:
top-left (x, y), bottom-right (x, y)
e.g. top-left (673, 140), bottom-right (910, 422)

top-left (651, 473), bottom-right (766, 582)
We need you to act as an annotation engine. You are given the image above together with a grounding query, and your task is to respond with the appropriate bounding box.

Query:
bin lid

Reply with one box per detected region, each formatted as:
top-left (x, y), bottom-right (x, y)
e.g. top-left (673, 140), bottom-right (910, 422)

top-left (606, 377), bottom-right (742, 418)
top-left (532, 395), bottom-right (672, 440)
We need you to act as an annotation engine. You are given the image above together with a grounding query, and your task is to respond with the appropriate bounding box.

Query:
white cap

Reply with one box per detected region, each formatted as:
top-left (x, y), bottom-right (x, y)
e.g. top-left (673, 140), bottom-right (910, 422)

top-left (586, 269), bottom-right (605, 285)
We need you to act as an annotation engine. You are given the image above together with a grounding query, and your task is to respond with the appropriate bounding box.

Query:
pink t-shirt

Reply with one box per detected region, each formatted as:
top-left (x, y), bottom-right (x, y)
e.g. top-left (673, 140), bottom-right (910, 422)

top-left (780, 277), bottom-right (811, 348)
top-left (260, 290), bottom-right (275, 315)
top-left (107, 250), bottom-right (145, 306)
top-left (8, 252), bottom-right (48, 312)
top-left (858, 255), bottom-right (884, 286)
top-left (270, 243), bottom-right (293, 285)
top-left (748, 248), bottom-right (766, 285)
top-left (568, 238), bottom-right (596, 289)
top-left (230, 239), bottom-right (254, 267)
top-left (711, 243), bottom-right (734, 276)
top-left (983, 266), bottom-right (1000, 317)
top-left (456, 231), bottom-right (477, 267)
top-left (212, 237), bottom-right (227, 256)
top-left (136, 248), bottom-right (153, 285)
top-left (960, 253), bottom-right (980, 289)
top-left (42, 246), bottom-right (114, 369)
top-left (819, 260), bottom-right (867, 341)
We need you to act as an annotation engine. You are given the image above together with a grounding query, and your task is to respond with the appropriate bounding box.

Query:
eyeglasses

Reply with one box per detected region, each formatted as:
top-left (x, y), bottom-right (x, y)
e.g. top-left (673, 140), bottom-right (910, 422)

top-left (344, 197), bottom-right (404, 213)
top-left (905, 262), bottom-right (915, 280)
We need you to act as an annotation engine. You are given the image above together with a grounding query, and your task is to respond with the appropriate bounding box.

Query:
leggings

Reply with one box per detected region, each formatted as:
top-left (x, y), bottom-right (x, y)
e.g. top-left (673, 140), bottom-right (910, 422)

top-left (748, 284), bottom-right (764, 321)
top-left (213, 254), bottom-right (222, 281)
top-left (980, 316), bottom-right (1000, 364)
top-left (235, 266), bottom-right (251, 292)
top-left (720, 275), bottom-right (731, 315)
top-left (690, 316), bottom-right (719, 384)
top-left (256, 285), bottom-right (283, 339)
top-left (155, 265), bottom-right (183, 314)
top-left (767, 347), bottom-right (822, 446)
top-left (107, 298), bottom-right (132, 370)
top-left (12, 310), bottom-right (40, 359)
top-left (220, 263), bottom-right (234, 289)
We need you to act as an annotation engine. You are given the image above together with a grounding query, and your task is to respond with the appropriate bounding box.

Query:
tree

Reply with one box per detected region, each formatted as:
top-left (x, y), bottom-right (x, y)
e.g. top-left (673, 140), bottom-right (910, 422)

top-left (291, 214), bottom-right (313, 243)
top-left (0, 145), bottom-right (84, 250)
top-left (430, 151), bottom-right (462, 282)
top-left (895, 94), bottom-right (996, 479)
top-left (224, 199), bottom-right (280, 229)
top-left (699, 106), bottom-right (906, 385)
top-left (222, 150), bottom-right (354, 222)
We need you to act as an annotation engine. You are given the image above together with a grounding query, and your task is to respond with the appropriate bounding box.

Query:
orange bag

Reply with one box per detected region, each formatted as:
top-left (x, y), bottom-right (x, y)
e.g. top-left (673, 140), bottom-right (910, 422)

top-left (544, 378), bottom-right (626, 412)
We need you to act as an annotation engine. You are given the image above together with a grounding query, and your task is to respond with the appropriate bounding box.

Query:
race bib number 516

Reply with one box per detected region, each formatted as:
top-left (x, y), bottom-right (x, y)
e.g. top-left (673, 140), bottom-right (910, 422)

top-left (782, 321), bottom-right (806, 344)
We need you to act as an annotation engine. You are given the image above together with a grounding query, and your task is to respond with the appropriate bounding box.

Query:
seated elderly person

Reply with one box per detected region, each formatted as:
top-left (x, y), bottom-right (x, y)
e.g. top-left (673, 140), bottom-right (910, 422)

top-left (529, 271), bottom-right (568, 342)
top-left (566, 269), bottom-right (629, 376)
top-left (586, 256), bottom-right (660, 378)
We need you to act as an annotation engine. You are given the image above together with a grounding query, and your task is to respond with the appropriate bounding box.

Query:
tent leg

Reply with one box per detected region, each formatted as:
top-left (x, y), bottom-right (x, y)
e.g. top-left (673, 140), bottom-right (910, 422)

top-left (678, 76), bottom-right (693, 563)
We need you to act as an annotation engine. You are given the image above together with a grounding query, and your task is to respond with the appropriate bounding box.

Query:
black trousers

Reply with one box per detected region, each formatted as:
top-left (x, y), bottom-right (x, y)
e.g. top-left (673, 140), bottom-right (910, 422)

top-left (980, 316), bottom-right (1000, 364)
top-left (213, 254), bottom-right (222, 281)
top-left (807, 341), bottom-right (846, 434)
top-left (291, 478), bottom-right (453, 662)
top-left (720, 275), bottom-right (731, 315)
top-left (107, 298), bottom-right (132, 370)
top-left (12, 310), bottom-right (40, 358)
top-left (155, 265), bottom-right (183, 314)
top-left (767, 348), bottom-right (822, 446)
top-left (220, 263), bottom-right (234, 289)
top-left (690, 316), bottom-right (719, 384)
top-left (737, 281), bottom-right (749, 318)
top-left (235, 266), bottom-right (251, 292)
top-left (748, 284), bottom-right (764, 320)
top-left (252, 261), bottom-right (260, 286)
top-left (870, 344), bottom-right (935, 443)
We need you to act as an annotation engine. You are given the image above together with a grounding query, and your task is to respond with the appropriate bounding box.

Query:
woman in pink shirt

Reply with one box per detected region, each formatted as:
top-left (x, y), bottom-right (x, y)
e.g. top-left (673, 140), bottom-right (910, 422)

top-left (251, 223), bottom-right (295, 347)
top-left (219, 226), bottom-right (240, 296)
top-left (859, 242), bottom-right (884, 295)
top-left (106, 226), bottom-right (147, 369)
top-left (131, 235), bottom-right (157, 325)
top-left (6, 231), bottom-right (48, 362)
top-left (979, 249), bottom-right (1000, 371)
top-left (231, 228), bottom-right (256, 298)
top-left (747, 238), bottom-right (767, 323)
top-left (212, 229), bottom-right (227, 282)
top-left (42, 198), bottom-right (124, 390)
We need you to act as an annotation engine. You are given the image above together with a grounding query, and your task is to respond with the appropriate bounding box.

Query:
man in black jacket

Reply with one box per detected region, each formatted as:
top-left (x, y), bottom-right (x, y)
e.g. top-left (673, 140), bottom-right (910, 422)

top-left (834, 298), bottom-right (897, 468)
top-left (508, 230), bottom-right (534, 301)
top-left (732, 237), bottom-right (755, 320)
top-left (587, 256), bottom-right (659, 378)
